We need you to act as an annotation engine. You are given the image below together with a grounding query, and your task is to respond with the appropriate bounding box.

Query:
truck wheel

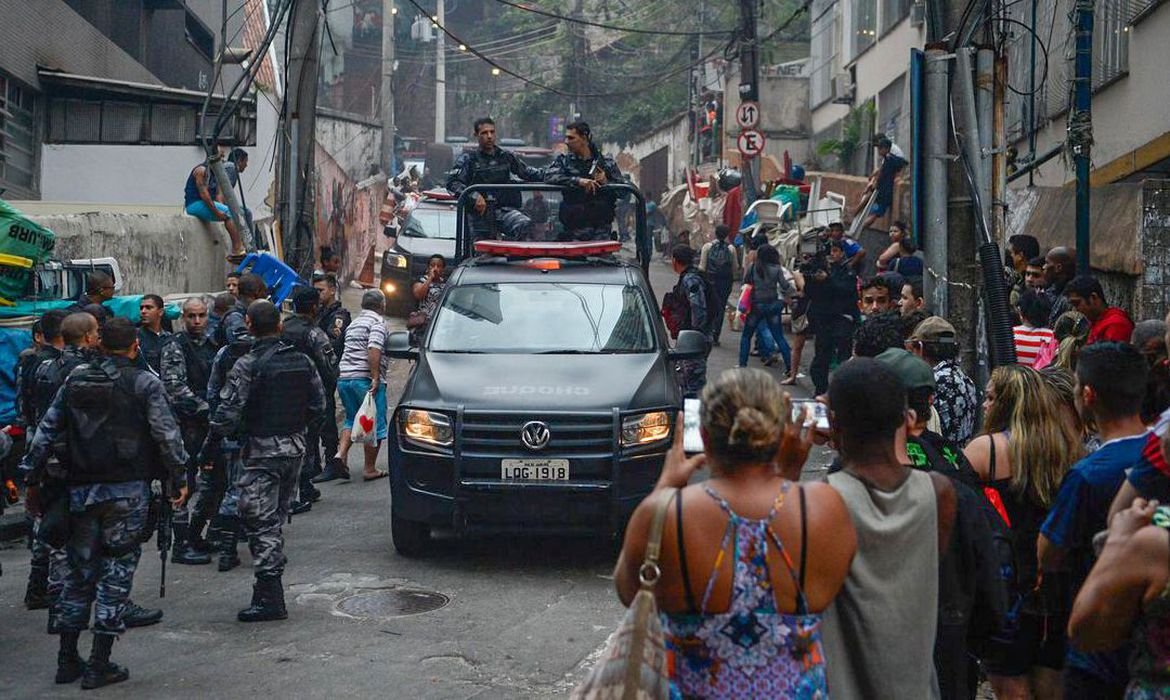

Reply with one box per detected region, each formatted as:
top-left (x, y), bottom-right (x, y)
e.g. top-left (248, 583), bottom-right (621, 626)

top-left (391, 513), bottom-right (430, 557)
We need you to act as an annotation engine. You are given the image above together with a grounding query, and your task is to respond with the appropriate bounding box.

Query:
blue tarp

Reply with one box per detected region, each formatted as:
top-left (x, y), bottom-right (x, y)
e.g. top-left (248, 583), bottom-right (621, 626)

top-left (0, 295), bottom-right (180, 424)
top-left (0, 327), bottom-right (31, 424)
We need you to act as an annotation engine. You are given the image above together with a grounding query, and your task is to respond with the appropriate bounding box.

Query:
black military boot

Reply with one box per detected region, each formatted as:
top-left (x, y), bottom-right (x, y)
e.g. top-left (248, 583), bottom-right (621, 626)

top-left (171, 522), bottom-right (211, 565)
top-left (55, 628), bottom-right (85, 684)
top-left (122, 600), bottom-right (163, 628)
top-left (237, 575), bottom-right (288, 622)
top-left (218, 517), bottom-right (242, 572)
top-left (24, 564), bottom-right (50, 609)
top-left (81, 633), bottom-right (129, 690)
top-left (188, 512), bottom-right (212, 555)
top-left (47, 601), bottom-right (62, 635)
top-left (289, 498), bottom-right (312, 515)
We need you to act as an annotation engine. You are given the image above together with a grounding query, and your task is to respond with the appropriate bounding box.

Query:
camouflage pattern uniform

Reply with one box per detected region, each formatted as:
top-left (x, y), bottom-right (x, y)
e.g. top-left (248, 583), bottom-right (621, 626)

top-left (316, 301), bottom-right (351, 468)
top-left (159, 331), bottom-right (218, 542)
top-left (199, 337), bottom-right (325, 578)
top-left (282, 314), bottom-right (338, 487)
top-left (672, 267), bottom-right (712, 398)
top-left (25, 346), bottom-right (94, 624)
top-left (20, 356), bottom-right (187, 636)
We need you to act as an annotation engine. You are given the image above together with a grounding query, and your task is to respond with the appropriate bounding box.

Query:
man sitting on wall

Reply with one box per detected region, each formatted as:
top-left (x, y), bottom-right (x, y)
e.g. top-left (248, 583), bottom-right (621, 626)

top-left (184, 158), bottom-right (244, 259)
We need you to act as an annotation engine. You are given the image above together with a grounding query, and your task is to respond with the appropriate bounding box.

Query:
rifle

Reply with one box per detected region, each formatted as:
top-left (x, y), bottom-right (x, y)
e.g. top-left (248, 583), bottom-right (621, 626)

top-left (156, 480), bottom-right (173, 598)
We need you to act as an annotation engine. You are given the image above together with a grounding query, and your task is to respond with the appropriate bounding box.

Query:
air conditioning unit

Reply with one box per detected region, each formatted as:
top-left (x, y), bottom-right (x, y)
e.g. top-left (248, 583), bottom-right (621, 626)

top-left (831, 73), bottom-right (855, 104)
top-left (910, 2), bottom-right (926, 27)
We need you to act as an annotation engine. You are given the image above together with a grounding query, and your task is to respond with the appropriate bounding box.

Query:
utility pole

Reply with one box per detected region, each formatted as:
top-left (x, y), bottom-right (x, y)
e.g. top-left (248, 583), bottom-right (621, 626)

top-left (280, 0), bottom-right (322, 277)
top-left (922, 49), bottom-right (950, 315)
top-left (1072, 0), bottom-right (1094, 273)
top-left (738, 0), bottom-right (760, 205)
top-left (434, 0), bottom-right (445, 144)
top-left (381, 0), bottom-right (397, 176)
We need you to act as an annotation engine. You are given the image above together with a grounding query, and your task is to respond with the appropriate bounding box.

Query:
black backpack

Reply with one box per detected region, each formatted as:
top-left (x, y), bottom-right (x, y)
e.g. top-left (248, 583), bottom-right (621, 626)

top-left (687, 269), bottom-right (722, 337)
top-left (706, 240), bottom-right (733, 280)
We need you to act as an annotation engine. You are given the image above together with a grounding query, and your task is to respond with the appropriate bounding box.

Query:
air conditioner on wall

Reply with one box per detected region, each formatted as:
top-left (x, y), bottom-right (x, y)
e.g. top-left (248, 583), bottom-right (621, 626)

top-left (910, 2), bottom-right (926, 27)
top-left (831, 73), bottom-right (855, 104)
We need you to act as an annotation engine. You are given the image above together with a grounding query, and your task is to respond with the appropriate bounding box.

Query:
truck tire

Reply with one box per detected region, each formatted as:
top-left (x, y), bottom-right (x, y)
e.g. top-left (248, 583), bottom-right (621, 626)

top-left (391, 512), bottom-right (430, 557)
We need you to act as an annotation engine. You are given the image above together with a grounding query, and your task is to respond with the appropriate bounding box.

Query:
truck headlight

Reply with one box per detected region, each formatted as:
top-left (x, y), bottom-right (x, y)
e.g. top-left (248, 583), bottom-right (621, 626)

top-left (621, 411), bottom-right (671, 447)
top-left (400, 409), bottom-right (453, 448)
top-left (385, 251), bottom-right (409, 269)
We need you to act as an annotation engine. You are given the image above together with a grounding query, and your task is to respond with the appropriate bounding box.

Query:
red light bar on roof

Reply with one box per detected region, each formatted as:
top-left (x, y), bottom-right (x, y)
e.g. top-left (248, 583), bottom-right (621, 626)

top-left (474, 240), bottom-right (622, 258)
top-left (421, 189), bottom-right (455, 200)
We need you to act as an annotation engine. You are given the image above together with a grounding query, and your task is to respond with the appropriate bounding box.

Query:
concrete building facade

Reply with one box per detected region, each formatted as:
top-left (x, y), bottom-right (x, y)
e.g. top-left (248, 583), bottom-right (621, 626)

top-left (807, 0), bottom-right (923, 174)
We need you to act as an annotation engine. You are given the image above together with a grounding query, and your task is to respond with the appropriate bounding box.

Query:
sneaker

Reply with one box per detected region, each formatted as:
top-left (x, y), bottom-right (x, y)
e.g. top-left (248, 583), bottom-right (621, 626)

top-left (289, 499), bottom-right (312, 515)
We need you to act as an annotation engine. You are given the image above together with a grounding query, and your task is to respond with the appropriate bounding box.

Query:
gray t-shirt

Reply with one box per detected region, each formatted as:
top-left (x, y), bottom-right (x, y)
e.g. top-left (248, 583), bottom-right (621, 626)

top-left (822, 469), bottom-right (941, 699)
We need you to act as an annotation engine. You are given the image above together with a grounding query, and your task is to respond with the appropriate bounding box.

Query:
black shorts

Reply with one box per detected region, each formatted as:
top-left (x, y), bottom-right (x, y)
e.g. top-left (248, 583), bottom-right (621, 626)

top-left (981, 611), bottom-right (1068, 676)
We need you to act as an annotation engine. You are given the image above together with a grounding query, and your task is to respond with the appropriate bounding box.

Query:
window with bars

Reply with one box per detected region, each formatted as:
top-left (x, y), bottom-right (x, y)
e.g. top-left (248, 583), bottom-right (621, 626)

top-left (810, 0), bottom-right (839, 108)
top-left (853, 0), bottom-right (878, 56)
top-left (0, 73), bottom-right (39, 196)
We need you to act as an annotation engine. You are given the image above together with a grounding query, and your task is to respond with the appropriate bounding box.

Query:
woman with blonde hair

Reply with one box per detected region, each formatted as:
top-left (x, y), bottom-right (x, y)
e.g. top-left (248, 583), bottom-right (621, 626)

top-left (964, 364), bottom-right (1085, 700)
top-left (614, 368), bottom-right (857, 698)
top-left (1035, 309), bottom-right (1091, 371)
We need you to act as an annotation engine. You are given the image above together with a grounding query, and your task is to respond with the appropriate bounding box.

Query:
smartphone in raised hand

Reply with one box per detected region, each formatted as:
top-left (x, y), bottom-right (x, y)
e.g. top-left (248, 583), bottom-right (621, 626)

top-left (683, 398), bottom-right (703, 454)
top-left (790, 399), bottom-right (830, 431)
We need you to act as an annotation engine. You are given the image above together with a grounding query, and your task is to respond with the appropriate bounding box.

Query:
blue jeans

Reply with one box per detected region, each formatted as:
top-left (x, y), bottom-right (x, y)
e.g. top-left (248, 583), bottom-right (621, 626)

top-left (739, 300), bottom-right (791, 369)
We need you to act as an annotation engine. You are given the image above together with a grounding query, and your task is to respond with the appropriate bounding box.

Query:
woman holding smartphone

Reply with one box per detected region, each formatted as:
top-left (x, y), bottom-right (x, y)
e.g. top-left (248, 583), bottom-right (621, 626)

top-left (614, 369), bottom-right (856, 698)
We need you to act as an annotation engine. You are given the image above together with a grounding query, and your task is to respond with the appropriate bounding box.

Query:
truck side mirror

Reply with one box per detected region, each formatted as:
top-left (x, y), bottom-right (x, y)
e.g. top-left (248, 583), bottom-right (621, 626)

top-left (668, 330), bottom-right (708, 360)
top-left (385, 330), bottom-right (418, 359)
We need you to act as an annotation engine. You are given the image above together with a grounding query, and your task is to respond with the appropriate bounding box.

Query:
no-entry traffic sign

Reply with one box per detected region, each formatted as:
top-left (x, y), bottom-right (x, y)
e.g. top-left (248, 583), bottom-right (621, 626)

top-left (737, 129), bottom-right (766, 158)
top-left (735, 101), bottom-right (760, 129)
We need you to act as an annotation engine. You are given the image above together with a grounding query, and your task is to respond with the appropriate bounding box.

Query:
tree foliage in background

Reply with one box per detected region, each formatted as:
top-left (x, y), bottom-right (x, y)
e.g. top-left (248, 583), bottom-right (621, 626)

top-left (409, 0), bottom-right (808, 146)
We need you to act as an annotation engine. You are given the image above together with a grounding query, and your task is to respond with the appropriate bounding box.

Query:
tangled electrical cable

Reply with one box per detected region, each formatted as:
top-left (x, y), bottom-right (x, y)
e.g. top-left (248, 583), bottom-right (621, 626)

top-left (399, 0), bottom-right (729, 99)
top-left (987, 16), bottom-right (1050, 97)
top-left (487, 0), bottom-right (735, 37)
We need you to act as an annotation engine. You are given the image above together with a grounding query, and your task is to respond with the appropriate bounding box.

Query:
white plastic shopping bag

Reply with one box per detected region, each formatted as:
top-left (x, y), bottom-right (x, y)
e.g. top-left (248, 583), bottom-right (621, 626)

top-left (351, 391), bottom-right (378, 444)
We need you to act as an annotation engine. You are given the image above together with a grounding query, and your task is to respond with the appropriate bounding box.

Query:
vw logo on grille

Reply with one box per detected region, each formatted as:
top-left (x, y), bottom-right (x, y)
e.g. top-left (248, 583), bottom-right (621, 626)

top-left (520, 421), bottom-right (551, 451)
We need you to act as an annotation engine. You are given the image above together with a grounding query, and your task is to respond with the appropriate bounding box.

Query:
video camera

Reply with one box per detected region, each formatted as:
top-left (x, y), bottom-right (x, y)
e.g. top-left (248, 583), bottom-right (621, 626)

top-left (795, 227), bottom-right (831, 276)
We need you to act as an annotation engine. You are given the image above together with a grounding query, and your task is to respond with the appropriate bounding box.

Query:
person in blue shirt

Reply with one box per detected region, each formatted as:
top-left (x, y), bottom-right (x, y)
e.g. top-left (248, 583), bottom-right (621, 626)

top-left (825, 222), bottom-right (866, 271)
top-left (1039, 342), bottom-right (1151, 699)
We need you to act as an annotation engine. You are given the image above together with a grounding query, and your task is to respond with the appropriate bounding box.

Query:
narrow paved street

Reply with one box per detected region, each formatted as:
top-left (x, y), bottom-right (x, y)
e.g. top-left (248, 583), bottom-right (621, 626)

top-left (0, 252), bottom-right (827, 698)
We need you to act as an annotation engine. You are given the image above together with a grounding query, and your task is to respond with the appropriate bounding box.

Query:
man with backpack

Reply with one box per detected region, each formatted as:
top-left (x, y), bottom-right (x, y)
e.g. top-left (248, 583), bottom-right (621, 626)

top-left (665, 245), bottom-right (715, 397)
top-left (699, 225), bottom-right (739, 346)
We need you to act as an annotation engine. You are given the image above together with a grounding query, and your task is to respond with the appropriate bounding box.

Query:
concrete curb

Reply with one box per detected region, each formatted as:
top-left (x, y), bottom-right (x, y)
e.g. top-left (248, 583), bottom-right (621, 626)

top-left (0, 506), bottom-right (29, 542)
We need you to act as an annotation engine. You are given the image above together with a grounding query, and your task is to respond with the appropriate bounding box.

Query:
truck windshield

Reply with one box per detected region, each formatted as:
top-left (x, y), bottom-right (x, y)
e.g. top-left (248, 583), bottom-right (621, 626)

top-left (401, 206), bottom-right (457, 239)
top-left (429, 282), bottom-right (656, 353)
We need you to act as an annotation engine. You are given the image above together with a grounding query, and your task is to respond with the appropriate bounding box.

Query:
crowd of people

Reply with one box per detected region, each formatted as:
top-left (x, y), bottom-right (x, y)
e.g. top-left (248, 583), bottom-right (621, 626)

top-left (8, 261), bottom-right (417, 688)
top-left (633, 217), bottom-right (1170, 698)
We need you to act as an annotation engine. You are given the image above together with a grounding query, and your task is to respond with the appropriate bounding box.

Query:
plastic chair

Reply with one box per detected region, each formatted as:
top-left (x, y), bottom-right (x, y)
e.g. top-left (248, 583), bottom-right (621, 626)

top-left (235, 253), bottom-right (306, 306)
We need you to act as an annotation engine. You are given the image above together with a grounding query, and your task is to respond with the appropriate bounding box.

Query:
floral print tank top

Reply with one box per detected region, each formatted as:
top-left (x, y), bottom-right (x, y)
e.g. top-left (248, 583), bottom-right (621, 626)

top-left (660, 482), bottom-right (828, 699)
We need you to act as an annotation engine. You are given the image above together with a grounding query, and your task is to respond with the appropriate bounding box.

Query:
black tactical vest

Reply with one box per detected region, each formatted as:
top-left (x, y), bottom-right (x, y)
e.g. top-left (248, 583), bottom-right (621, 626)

top-left (34, 349), bottom-right (89, 424)
top-left (172, 333), bottom-right (215, 397)
top-left (467, 150), bottom-right (522, 209)
top-left (244, 342), bottom-right (314, 437)
top-left (63, 359), bottom-right (158, 484)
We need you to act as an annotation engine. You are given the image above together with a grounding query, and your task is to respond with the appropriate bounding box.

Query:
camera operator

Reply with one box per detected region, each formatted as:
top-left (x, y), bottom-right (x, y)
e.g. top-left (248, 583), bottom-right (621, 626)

top-left (806, 239), bottom-right (860, 396)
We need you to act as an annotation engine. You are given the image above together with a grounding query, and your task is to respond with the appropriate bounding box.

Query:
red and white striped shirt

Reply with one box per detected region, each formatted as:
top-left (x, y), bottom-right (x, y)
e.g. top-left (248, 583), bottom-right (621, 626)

top-left (1014, 325), bottom-right (1054, 367)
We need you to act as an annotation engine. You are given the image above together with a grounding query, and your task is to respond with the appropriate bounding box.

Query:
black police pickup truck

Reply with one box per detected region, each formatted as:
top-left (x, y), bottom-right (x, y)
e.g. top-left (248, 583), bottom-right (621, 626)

top-left (385, 212), bottom-right (706, 555)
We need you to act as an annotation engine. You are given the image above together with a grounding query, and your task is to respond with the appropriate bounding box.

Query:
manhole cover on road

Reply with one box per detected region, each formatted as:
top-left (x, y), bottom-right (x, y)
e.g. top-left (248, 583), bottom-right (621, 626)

top-left (335, 588), bottom-right (450, 619)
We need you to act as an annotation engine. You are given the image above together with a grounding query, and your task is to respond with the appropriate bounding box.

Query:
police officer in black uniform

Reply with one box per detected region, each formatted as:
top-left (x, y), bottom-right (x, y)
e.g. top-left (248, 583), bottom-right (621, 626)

top-left (199, 300), bottom-right (325, 622)
top-left (21, 318), bottom-right (188, 689)
top-left (214, 272), bottom-right (266, 347)
top-left (445, 116), bottom-right (544, 240)
top-left (312, 274), bottom-right (350, 482)
top-left (544, 120), bottom-right (626, 241)
top-left (282, 286), bottom-right (337, 513)
top-left (159, 297), bottom-right (219, 564)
